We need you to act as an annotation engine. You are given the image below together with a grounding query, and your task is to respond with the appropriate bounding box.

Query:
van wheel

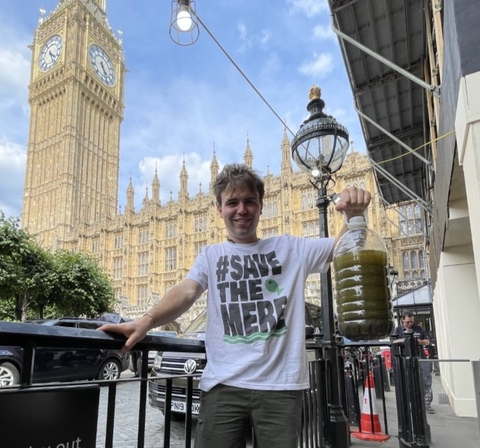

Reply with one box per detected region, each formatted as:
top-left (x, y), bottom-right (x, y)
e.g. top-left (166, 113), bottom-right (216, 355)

top-left (97, 359), bottom-right (121, 381)
top-left (0, 362), bottom-right (20, 387)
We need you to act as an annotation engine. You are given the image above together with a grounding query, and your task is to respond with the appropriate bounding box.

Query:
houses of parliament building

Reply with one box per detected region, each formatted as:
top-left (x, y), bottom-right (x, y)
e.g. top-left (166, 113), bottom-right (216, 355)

top-left (20, 0), bottom-right (427, 331)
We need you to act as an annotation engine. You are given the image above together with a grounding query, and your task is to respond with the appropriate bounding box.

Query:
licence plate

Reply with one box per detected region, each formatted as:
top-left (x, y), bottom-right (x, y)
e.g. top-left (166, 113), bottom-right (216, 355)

top-left (171, 400), bottom-right (200, 415)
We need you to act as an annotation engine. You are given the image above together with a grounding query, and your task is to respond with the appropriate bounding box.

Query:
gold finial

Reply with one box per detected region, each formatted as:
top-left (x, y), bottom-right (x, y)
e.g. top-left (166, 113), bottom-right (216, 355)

top-left (309, 84), bottom-right (321, 100)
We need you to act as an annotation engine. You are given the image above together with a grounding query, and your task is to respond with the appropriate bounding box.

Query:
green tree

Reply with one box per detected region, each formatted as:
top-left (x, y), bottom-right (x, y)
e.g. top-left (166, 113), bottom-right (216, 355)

top-left (1, 211), bottom-right (116, 320)
top-left (52, 250), bottom-right (116, 317)
top-left (0, 212), bottom-right (55, 320)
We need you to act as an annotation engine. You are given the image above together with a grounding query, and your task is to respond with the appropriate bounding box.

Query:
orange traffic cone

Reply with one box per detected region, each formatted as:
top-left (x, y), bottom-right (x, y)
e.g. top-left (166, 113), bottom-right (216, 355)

top-left (352, 371), bottom-right (390, 442)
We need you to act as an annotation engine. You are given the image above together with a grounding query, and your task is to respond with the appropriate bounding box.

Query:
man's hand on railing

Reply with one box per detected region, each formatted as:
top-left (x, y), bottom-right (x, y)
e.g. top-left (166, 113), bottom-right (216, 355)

top-left (98, 314), bottom-right (152, 353)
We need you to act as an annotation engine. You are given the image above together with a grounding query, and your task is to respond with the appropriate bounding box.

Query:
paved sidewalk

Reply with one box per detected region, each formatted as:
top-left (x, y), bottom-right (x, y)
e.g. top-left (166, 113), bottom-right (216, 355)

top-left (351, 374), bottom-right (479, 448)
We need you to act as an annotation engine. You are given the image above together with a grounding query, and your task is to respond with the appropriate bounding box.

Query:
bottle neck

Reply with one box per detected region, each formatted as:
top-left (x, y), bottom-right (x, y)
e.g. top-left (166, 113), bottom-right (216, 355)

top-left (347, 215), bottom-right (367, 230)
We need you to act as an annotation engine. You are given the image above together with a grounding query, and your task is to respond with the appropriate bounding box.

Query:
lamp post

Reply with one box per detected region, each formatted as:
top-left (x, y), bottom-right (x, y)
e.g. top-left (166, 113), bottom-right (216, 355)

top-left (292, 85), bottom-right (350, 448)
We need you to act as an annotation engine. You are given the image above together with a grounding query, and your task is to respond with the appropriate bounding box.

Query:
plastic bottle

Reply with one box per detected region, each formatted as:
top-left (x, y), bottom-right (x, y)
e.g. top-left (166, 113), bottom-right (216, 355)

top-left (333, 215), bottom-right (393, 341)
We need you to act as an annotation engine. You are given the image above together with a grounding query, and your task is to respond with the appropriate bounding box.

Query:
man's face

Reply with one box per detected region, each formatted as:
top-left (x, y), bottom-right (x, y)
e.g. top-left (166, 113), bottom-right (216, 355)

top-left (217, 186), bottom-right (262, 244)
top-left (402, 316), bottom-right (415, 329)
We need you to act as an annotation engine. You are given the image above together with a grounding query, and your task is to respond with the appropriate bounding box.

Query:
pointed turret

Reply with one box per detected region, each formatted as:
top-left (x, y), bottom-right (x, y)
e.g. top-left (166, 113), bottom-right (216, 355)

top-left (125, 176), bottom-right (135, 214)
top-left (179, 156), bottom-right (189, 200)
top-left (244, 133), bottom-right (253, 168)
top-left (210, 146), bottom-right (219, 193)
top-left (152, 165), bottom-right (161, 205)
top-left (281, 124), bottom-right (293, 175)
top-left (142, 186), bottom-right (149, 208)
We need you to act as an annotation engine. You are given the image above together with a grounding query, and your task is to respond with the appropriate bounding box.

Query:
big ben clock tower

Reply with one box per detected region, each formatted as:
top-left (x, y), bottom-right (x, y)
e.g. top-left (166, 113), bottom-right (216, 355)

top-left (22, 0), bottom-right (126, 248)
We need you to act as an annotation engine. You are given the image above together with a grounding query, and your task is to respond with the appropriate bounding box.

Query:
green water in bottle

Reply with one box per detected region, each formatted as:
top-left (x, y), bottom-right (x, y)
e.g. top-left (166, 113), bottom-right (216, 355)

top-left (333, 216), bottom-right (393, 341)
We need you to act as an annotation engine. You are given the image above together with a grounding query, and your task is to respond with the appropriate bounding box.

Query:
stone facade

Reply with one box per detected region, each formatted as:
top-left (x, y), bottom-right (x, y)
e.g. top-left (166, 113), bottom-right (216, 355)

top-left (21, 0), bottom-right (426, 330)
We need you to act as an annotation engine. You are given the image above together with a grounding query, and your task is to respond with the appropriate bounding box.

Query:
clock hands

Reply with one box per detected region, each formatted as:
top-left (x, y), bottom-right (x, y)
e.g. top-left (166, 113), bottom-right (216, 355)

top-left (100, 60), bottom-right (108, 76)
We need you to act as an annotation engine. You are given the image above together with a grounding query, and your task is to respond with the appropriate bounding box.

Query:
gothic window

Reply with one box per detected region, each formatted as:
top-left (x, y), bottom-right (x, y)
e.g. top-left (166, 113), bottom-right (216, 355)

top-left (138, 227), bottom-right (150, 244)
top-left (263, 198), bottom-right (278, 218)
top-left (399, 203), bottom-right (423, 236)
top-left (138, 251), bottom-right (149, 276)
top-left (262, 228), bottom-right (279, 238)
top-left (194, 241), bottom-right (207, 256)
top-left (137, 284), bottom-right (148, 302)
top-left (195, 214), bottom-right (207, 232)
top-left (92, 239), bottom-right (99, 253)
top-left (113, 257), bottom-right (123, 279)
top-left (301, 191), bottom-right (314, 211)
top-left (402, 249), bottom-right (426, 280)
top-left (403, 252), bottom-right (409, 270)
top-left (165, 221), bottom-right (177, 239)
top-left (114, 288), bottom-right (122, 300)
top-left (411, 252), bottom-right (418, 269)
top-left (307, 193), bottom-right (313, 210)
top-left (419, 250), bottom-right (425, 268)
top-left (114, 235), bottom-right (123, 249)
top-left (165, 247), bottom-right (177, 271)
top-left (303, 221), bottom-right (319, 238)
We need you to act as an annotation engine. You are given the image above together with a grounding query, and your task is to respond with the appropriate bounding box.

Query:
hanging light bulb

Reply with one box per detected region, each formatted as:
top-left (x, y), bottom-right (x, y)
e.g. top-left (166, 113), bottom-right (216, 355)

top-left (169, 0), bottom-right (200, 46)
top-left (177, 4), bottom-right (193, 31)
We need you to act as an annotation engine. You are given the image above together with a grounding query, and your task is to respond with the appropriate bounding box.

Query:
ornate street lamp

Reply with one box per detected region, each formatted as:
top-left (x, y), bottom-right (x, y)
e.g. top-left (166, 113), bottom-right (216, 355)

top-left (292, 85), bottom-right (350, 448)
top-left (169, 0), bottom-right (200, 46)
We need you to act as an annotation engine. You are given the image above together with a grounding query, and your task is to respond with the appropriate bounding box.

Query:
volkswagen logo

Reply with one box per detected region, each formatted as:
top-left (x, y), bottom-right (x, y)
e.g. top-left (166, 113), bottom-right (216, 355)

top-left (184, 359), bottom-right (197, 374)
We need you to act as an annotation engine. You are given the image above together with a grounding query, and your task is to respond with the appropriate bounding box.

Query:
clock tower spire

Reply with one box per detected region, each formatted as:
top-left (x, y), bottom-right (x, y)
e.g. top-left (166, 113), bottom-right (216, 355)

top-left (22, 0), bottom-right (126, 248)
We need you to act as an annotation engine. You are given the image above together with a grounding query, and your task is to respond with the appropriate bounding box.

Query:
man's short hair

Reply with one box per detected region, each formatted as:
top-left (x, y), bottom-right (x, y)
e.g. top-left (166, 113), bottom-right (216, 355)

top-left (213, 163), bottom-right (265, 205)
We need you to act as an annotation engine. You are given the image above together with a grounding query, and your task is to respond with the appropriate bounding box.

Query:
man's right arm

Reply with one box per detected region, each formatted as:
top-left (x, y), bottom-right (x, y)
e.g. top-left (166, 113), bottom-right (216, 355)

top-left (99, 278), bottom-right (204, 352)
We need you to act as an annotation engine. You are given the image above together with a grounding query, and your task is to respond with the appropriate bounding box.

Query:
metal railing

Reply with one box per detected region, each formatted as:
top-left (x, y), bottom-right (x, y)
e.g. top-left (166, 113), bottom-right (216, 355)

top-left (1, 322), bottom-right (478, 448)
top-left (0, 321), bottom-right (204, 448)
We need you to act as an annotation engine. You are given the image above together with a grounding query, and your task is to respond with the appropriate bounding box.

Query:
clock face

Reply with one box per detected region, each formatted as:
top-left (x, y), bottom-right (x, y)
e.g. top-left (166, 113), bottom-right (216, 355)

top-left (88, 44), bottom-right (116, 86)
top-left (39, 35), bottom-right (63, 72)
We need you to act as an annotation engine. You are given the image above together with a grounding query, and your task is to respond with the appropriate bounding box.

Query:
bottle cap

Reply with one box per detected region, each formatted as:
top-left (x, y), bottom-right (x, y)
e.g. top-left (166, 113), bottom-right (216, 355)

top-left (347, 215), bottom-right (366, 229)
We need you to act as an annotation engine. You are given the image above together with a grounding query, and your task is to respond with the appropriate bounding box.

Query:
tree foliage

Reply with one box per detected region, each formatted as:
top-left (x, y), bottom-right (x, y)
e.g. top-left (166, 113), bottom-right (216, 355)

top-left (51, 250), bottom-right (115, 318)
top-left (0, 211), bottom-right (116, 320)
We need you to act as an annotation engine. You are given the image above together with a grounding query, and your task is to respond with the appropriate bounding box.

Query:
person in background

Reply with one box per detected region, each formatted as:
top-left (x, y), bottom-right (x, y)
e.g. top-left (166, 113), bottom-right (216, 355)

top-left (99, 163), bottom-right (371, 448)
top-left (428, 330), bottom-right (440, 375)
top-left (394, 311), bottom-right (434, 414)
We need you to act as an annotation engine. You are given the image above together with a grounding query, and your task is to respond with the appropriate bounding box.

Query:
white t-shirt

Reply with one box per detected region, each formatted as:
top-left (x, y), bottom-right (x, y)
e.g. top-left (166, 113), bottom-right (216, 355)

top-left (186, 235), bottom-right (334, 392)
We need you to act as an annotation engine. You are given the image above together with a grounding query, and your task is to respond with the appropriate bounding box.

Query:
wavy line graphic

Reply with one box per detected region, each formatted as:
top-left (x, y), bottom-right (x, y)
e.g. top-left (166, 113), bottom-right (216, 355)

top-left (223, 327), bottom-right (287, 344)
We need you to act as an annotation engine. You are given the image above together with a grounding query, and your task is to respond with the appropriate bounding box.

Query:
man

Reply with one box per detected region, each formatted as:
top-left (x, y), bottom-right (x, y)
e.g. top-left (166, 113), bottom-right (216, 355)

top-left (394, 312), bottom-right (434, 414)
top-left (100, 163), bottom-right (371, 448)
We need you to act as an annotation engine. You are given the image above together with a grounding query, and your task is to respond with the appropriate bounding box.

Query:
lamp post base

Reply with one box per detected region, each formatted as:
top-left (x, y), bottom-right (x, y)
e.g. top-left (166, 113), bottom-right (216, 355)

top-left (329, 404), bottom-right (350, 448)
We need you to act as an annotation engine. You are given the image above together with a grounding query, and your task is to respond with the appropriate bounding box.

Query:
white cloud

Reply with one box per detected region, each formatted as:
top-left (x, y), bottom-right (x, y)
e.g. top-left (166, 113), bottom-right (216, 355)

top-left (260, 30), bottom-right (271, 46)
top-left (136, 153), bottom-right (212, 204)
top-left (312, 24), bottom-right (336, 41)
top-left (0, 141), bottom-right (26, 218)
top-left (286, 0), bottom-right (329, 17)
top-left (298, 53), bottom-right (334, 78)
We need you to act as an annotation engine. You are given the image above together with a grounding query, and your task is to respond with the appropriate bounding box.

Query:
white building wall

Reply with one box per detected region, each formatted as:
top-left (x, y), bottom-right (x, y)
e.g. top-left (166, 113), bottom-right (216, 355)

top-left (456, 71), bottom-right (480, 299)
top-left (436, 247), bottom-right (480, 416)
top-left (434, 70), bottom-right (480, 417)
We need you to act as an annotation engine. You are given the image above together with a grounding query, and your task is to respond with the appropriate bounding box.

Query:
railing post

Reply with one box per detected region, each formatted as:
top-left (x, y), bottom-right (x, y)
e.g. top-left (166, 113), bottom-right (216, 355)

top-left (403, 331), bottom-right (430, 447)
top-left (471, 360), bottom-right (480, 438)
top-left (392, 338), bottom-right (412, 448)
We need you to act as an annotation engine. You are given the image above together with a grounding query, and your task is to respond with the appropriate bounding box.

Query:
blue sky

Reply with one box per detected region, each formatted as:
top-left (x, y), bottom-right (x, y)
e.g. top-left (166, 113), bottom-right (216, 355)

top-left (0, 0), bottom-right (365, 220)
